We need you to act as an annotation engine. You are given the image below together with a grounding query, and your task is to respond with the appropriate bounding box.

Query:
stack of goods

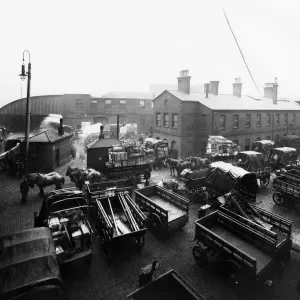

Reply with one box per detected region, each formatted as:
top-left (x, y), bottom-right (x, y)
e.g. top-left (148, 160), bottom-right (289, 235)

top-left (144, 148), bottom-right (154, 164)
top-left (48, 208), bottom-right (92, 263)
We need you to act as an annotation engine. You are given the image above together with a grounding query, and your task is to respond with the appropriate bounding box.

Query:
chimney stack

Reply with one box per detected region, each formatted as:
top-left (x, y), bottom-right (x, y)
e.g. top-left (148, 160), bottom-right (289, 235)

top-left (233, 77), bottom-right (242, 97)
top-left (59, 118), bottom-right (64, 136)
top-left (177, 70), bottom-right (191, 94)
top-left (209, 81), bottom-right (220, 95)
top-left (204, 82), bottom-right (210, 98)
top-left (99, 125), bottom-right (104, 140)
top-left (264, 78), bottom-right (278, 105)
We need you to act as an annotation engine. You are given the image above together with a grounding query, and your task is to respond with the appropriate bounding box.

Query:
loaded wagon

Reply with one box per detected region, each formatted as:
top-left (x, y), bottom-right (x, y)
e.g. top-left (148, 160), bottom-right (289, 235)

top-left (135, 185), bottom-right (189, 233)
top-left (0, 227), bottom-right (65, 300)
top-left (126, 269), bottom-right (206, 300)
top-left (95, 190), bottom-right (147, 255)
top-left (236, 151), bottom-right (271, 187)
top-left (192, 210), bottom-right (292, 281)
top-left (205, 161), bottom-right (258, 203)
top-left (268, 147), bottom-right (299, 172)
top-left (251, 140), bottom-right (275, 158)
top-left (33, 188), bottom-right (93, 267)
top-left (272, 175), bottom-right (300, 212)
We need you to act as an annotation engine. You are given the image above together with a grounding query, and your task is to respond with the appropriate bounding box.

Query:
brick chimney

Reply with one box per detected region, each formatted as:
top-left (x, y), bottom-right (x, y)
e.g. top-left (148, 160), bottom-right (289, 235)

top-left (59, 118), bottom-right (64, 136)
top-left (209, 81), bottom-right (220, 95)
top-left (177, 70), bottom-right (191, 94)
top-left (264, 78), bottom-right (278, 104)
top-left (204, 82), bottom-right (210, 98)
top-left (233, 77), bottom-right (242, 97)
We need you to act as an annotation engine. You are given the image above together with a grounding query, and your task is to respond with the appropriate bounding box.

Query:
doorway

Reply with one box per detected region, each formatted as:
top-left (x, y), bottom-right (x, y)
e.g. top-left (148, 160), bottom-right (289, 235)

top-left (55, 149), bottom-right (60, 167)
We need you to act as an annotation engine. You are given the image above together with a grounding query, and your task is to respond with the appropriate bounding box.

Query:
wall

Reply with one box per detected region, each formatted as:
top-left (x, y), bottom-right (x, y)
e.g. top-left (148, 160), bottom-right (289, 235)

top-left (54, 137), bottom-right (72, 167)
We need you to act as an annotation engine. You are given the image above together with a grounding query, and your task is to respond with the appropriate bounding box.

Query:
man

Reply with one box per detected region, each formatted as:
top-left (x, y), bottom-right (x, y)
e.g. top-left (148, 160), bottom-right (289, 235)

top-left (20, 178), bottom-right (29, 203)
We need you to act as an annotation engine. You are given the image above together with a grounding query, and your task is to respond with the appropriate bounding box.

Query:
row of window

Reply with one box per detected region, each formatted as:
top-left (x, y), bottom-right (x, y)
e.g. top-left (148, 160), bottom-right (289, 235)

top-left (76, 99), bottom-right (146, 109)
top-left (216, 113), bottom-right (296, 130)
top-left (156, 113), bottom-right (178, 128)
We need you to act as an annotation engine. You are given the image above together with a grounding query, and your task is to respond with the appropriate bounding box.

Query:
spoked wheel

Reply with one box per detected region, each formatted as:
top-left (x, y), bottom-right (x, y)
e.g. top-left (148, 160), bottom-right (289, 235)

top-left (260, 177), bottom-right (270, 188)
top-left (135, 235), bottom-right (145, 249)
top-left (149, 213), bottom-right (162, 227)
top-left (192, 246), bottom-right (208, 267)
top-left (273, 193), bottom-right (285, 205)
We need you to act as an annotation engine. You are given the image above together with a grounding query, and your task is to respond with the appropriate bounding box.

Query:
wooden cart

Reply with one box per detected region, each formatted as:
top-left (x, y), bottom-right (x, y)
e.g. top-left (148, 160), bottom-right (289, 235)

top-left (126, 269), bottom-right (206, 300)
top-left (192, 210), bottom-right (291, 280)
top-left (95, 190), bottom-right (147, 255)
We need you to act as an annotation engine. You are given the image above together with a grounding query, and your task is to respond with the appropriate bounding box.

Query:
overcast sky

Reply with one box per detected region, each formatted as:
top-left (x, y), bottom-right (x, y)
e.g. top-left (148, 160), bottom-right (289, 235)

top-left (1, 0), bottom-right (300, 107)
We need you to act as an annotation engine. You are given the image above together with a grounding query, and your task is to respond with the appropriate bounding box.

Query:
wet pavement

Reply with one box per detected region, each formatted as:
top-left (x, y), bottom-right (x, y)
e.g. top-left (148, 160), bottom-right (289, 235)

top-left (1, 159), bottom-right (300, 300)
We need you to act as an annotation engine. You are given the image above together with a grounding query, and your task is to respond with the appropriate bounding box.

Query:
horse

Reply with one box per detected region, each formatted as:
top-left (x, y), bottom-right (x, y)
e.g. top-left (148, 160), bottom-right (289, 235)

top-left (157, 179), bottom-right (179, 191)
top-left (176, 160), bottom-right (191, 177)
top-left (25, 172), bottom-right (65, 196)
top-left (165, 158), bottom-right (182, 176)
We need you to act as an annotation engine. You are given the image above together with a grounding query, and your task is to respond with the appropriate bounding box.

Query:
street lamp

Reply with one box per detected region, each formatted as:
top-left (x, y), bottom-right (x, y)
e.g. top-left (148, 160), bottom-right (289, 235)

top-left (19, 50), bottom-right (31, 175)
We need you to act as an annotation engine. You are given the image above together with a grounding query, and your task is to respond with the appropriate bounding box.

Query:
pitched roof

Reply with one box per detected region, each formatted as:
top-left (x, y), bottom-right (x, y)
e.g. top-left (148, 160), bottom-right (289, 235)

top-left (88, 138), bottom-right (121, 149)
top-left (101, 92), bottom-right (153, 100)
top-left (167, 90), bottom-right (300, 111)
top-left (29, 129), bottom-right (73, 143)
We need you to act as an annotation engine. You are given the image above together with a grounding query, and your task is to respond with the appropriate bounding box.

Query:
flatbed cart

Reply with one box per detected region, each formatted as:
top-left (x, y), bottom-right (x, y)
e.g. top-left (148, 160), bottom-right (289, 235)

top-left (126, 269), bottom-right (206, 300)
top-left (95, 190), bottom-right (147, 255)
top-left (135, 185), bottom-right (189, 233)
top-left (192, 211), bottom-right (292, 281)
top-left (272, 175), bottom-right (300, 212)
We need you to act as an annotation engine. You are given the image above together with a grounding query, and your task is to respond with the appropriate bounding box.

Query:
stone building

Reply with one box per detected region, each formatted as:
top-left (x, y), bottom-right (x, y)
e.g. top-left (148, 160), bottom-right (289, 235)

top-left (153, 70), bottom-right (300, 158)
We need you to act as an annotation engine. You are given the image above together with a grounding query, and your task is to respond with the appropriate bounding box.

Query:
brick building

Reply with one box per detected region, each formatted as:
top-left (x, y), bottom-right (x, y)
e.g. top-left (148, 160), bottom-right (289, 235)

top-left (153, 70), bottom-right (300, 158)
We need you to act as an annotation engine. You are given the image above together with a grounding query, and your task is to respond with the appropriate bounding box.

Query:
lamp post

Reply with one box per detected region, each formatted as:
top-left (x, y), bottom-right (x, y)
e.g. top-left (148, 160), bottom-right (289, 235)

top-left (19, 50), bottom-right (31, 175)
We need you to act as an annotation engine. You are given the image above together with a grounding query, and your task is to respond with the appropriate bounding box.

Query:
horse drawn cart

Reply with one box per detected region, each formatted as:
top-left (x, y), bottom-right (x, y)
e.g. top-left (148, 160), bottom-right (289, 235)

top-left (126, 269), bottom-right (206, 300)
top-left (95, 190), bottom-right (147, 255)
top-left (268, 147), bottom-right (299, 172)
top-left (0, 227), bottom-right (65, 300)
top-left (192, 210), bottom-right (291, 281)
top-left (272, 175), bottom-right (300, 212)
top-left (33, 188), bottom-right (93, 267)
top-left (135, 185), bottom-right (189, 233)
top-left (236, 151), bottom-right (271, 188)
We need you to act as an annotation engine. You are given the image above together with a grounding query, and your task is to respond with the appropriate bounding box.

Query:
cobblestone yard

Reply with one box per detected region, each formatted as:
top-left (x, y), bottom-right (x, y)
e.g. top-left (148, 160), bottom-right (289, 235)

top-left (1, 159), bottom-right (300, 300)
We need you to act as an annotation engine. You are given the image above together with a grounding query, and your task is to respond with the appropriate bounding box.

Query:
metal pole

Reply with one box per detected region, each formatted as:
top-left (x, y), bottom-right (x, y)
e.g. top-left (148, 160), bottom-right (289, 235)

top-left (117, 114), bottom-right (119, 139)
top-left (24, 62), bottom-right (31, 175)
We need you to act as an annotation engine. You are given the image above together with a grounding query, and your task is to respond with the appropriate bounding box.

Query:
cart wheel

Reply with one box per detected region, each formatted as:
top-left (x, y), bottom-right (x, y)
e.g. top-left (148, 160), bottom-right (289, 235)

top-left (273, 193), bottom-right (285, 205)
top-left (135, 235), bottom-right (145, 249)
top-left (192, 246), bottom-right (208, 267)
top-left (149, 213), bottom-right (162, 226)
top-left (260, 177), bottom-right (270, 188)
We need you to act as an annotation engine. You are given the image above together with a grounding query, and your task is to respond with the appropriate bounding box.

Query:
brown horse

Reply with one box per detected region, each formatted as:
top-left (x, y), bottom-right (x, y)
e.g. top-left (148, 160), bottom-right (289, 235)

top-left (25, 172), bottom-right (65, 196)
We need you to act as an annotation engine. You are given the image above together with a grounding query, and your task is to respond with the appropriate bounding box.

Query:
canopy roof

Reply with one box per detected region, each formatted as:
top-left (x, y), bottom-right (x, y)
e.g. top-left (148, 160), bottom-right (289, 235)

top-left (208, 136), bottom-right (233, 144)
top-left (0, 227), bottom-right (62, 298)
top-left (272, 147), bottom-right (297, 153)
top-left (253, 140), bottom-right (275, 145)
top-left (237, 151), bottom-right (267, 171)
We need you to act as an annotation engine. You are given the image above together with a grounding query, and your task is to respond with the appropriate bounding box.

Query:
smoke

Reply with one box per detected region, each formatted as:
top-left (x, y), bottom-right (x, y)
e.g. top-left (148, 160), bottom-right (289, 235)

top-left (39, 114), bottom-right (73, 133)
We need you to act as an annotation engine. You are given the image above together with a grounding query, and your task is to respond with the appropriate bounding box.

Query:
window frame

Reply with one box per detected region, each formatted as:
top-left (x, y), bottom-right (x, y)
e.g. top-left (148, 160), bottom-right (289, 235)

top-left (256, 114), bottom-right (261, 127)
top-left (90, 99), bottom-right (97, 109)
top-left (172, 114), bottom-right (178, 128)
top-left (120, 100), bottom-right (127, 107)
top-left (245, 114), bottom-right (251, 128)
top-left (76, 99), bottom-right (83, 109)
top-left (266, 114), bottom-right (271, 127)
top-left (139, 100), bottom-right (145, 108)
top-left (219, 115), bottom-right (226, 129)
top-left (156, 113), bottom-right (161, 126)
top-left (276, 114), bottom-right (280, 126)
top-left (284, 113), bottom-right (288, 125)
top-left (233, 115), bottom-right (239, 129)
top-left (163, 113), bottom-right (169, 127)
top-left (293, 113), bottom-right (296, 124)
top-left (245, 139), bottom-right (250, 150)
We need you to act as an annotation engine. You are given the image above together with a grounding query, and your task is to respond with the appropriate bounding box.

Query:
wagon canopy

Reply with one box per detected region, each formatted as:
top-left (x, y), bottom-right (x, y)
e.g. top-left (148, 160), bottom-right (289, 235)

top-left (236, 151), bottom-right (267, 171)
top-left (0, 227), bottom-right (62, 299)
top-left (269, 147), bottom-right (298, 164)
top-left (205, 161), bottom-right (258, 194)
top-left (252, 140), bottom-right (274, 153)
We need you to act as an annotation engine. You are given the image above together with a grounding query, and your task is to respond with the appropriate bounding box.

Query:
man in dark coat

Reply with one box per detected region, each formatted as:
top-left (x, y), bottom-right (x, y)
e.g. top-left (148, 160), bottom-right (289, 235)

top-left (20, 179), bottom-right (29, 203)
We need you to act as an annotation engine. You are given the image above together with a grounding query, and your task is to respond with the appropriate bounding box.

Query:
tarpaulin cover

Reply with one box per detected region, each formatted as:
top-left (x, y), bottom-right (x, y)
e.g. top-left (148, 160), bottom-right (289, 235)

top-left (237, 151), bottom-right (267, 171)
top-left (251, 140), bottom-right (274, 153)
top-left (269, 147), bottom-right (298, 164)
top-left (0, 227), bottom-right (62, 298)
top-left (205, 161), bottom-right (257, 194)
top-left (144, 138), bottom-right (168, 149)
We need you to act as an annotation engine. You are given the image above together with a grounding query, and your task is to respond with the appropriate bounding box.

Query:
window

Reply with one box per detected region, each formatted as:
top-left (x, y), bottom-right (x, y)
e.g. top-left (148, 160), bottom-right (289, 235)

top-left (233, 115), bottom-right (239, 128)
top-left (140, 100), bottom-right (145, 108)
top-left (90, 99), bottom-right (97, 109)
top-left (76, 99), bottom-right (83, 109)
top-left (266, 136), bottom-right (271, 140)
top-left (164, 113), bottom-right (169, 127)
top-left (220, 115), bottom-right (226, 129)
top-left (293, 132), bottom-right (295, 135)
top-left (266, 114), bottom-right (271, 127)
top-left (284, 113), bottom-right (288, 125)
top-left (256, 137), bottom-right (261, 141)
top-left (293, 113), bottom-right (296, 124)
top-left (275, 135), bottom-right (279, 143)
top-left (276, 114), bottom-right (280, 125)
top-left (201, 115), bottom-right (207, 129)
top-left (120, 100), bottom-right (126, 107)
top-left (245, 114), bottom-right (251, 128)
top-left (156, 113), bottom-right (161, 126)
top-left (233, 140), bottom-right (239, 146)
top-left (172, 114), bottom-right (178, 128)
top-left (245, 139), bottom-right (250, 151)
top-left (256, 114), bottom-right (261, 127)
top-left (105, 99), bottom-right (112, 107)
top-left (75, 124), bottom-right (82, 130)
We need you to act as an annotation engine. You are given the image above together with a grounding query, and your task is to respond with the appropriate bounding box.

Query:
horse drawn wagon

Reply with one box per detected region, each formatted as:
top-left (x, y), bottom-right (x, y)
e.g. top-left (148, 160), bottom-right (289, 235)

top-left (272, 175), bottom-right (300, 212)
top-left (192, 210), bottom-right (292, 281)
top-left (134, 185), bottom-right (190, 233)
top-left (268, 147), bottom-right (299, 172)
top-left (0, 227), bottom-right (65, 300)
top-left (252, 140), bottom-right (275, 158)
top-left (126, 269), bottom-right (206, 300)
top-left (33, 188), bottom-right (93, 267)
top-left (95, 189), bottom-right (147, 255)
top-left (236, 151), bottom-right (271, 188)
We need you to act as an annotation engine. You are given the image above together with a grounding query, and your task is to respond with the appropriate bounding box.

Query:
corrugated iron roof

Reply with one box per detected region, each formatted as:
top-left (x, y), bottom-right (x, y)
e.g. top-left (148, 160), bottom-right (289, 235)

top-left (101, 92), bottom-right (153, 99)
top-left (29, 129), bottom-right (73, 143)
top-left (167, 90), bottom-right (300, 111)
top-left (88, 138), bottom-right (121, 149)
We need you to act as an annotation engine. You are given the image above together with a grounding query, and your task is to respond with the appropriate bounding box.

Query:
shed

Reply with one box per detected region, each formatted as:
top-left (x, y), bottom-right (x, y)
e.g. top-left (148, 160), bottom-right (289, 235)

top-left (87, 138), bottom-right (120, 172)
